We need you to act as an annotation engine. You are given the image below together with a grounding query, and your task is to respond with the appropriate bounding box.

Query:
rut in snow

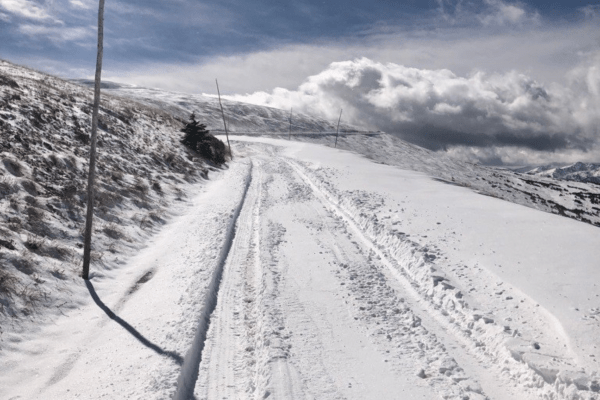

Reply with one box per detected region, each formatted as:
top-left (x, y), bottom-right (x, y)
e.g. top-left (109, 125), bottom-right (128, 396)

top-left (173, 161), bottom-right (254, 400)
top-left (284, 157), bottom-right (583, 400)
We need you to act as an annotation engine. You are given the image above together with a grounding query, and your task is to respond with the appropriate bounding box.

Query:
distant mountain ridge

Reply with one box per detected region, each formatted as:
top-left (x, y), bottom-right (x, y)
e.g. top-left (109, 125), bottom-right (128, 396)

top-left (70, 78), bottom-right (133, 90)
top-left (72, 79), bottom-right (362, 134)
top-left (519, 162), bottom-right (600, 185)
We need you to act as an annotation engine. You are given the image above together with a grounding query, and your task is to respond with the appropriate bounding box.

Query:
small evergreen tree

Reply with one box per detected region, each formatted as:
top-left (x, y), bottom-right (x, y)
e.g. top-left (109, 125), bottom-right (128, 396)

top-left (180, 113), bottom-right (226, 165)
top-left (181, 113), bottom-right (209, 150)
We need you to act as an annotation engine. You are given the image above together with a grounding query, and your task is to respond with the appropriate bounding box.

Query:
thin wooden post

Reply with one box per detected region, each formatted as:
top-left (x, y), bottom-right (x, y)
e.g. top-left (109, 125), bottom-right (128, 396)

top-left (215, 79), bottom-right (232, 159)
top-left (334, 109), bottom-right (343, 148)
top-left (83, 0), bottom-right (105, 280)
top-left (288, 108), bottom-right (293, 140)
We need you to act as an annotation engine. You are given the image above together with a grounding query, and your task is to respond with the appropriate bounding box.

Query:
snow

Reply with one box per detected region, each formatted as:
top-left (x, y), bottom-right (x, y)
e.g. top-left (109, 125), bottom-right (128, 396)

top-left (2, 135), bottom-right (599, 399)
top-left (0, 160), bottom-right (249, 399)
top-left (72, 80), bottom-right (358, 135)
top-left (2, 60), bottom-right (600, 399)
top-left (276, 138), bottom-right (600, 367)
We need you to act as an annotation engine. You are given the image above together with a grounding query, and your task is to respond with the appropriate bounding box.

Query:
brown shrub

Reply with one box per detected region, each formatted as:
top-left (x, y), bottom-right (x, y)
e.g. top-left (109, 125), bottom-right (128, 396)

top-left (24, 235), bottom-right (44, 252)
top-left (2, 159), bottom-right (24, 177)
top-left (12, 257), bottom-right (36, 275)
top-left (151, 181), bottom-right (163, 195)
top-left (0, 263), bottom-right (18, 310)
top-left (26, 206), bottom-right (44, 222)
top-left (21, 180), bottom-right (38, 196)
top-left (0, 177), bottom-right (20, 197)
top-left (102, 223), bottom-right (122, 240)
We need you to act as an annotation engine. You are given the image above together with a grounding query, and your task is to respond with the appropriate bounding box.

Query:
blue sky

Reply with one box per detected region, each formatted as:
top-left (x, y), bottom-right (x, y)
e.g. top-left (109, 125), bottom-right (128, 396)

top-left (1, 0), bottom-right (597, 91)
top-left (1, 0), bottom-right (600, 164)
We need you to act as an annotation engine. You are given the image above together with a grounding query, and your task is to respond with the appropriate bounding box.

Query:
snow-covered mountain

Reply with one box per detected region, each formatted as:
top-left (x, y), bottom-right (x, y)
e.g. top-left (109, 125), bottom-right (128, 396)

top-left (519, 162), bottom-right (600, 185)
top-left (2, 57), bottom-right (599, 318)
top-left (2, 60), bottom-right (600, 400)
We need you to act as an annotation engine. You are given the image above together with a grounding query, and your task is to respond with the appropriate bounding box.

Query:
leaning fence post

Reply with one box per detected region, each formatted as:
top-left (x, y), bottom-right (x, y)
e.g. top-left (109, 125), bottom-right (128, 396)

top-left (82, 0), bottom-right (106, 280)
top-left (215, 79), bottom-right (232, 159)
top-left (334, 109), bottom-right (343, 148)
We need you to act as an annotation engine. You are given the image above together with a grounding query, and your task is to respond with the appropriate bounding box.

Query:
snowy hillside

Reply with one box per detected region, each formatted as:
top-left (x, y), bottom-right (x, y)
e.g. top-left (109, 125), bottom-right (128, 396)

top-left (72, 79), bottom-right (360, 134)
top-left (1, 60), bottom-right (600, 400)
top-left (98, 81), bottom-right (600, 229)
top-left (0, 60), bottom-right (217, 319)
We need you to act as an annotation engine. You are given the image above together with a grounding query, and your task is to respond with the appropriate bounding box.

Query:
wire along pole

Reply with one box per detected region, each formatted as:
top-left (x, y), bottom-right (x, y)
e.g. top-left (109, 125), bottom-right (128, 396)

top-left (334, 108), bottom-right (343, 148)
top-left (83, 0), bottom-right (105, 280)
top-left (288, 108), bottom-right (293, 140)
top-left (215, 79), bottom-right (232, 159)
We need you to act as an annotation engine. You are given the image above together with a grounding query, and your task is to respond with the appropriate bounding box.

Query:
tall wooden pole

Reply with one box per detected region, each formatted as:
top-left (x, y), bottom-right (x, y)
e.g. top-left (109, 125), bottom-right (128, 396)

top-left (83, 0), bottom-right (105, 280)
top-left (334, 109), bottom-right (343, 148)
top-left (215, 79), bottom-right (232, 159)
top-left (288, 108), bottom-right (292, 140)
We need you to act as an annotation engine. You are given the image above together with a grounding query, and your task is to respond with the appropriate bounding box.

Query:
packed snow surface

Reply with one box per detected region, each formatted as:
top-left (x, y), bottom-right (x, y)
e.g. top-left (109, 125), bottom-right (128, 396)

top-left (1, 137), bottom-right (599, 400)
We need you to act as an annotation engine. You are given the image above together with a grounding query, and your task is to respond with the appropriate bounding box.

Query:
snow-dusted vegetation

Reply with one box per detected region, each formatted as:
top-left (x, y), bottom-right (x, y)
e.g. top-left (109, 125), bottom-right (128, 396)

top-left (0, 59), bottom-right (216, 319)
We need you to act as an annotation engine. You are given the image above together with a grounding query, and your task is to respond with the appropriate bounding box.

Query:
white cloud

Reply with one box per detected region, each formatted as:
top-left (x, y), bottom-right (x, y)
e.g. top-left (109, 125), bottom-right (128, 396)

top-left (18, 24), bottom-right (93, 42)
top-left (580, 5), bottom-right (600, 20)
top-left (446, 146), bottom-right (600, 166)
top-left (565, 52), bottom-right (600, 134)
top-left (478, 0), bottom-right (536, 26)
top-left (226, 57), bottom-right (600, 164)
top-left (111, 16), bottom-right (600, 98)
top-left (97, 0), bottom-right (599, 165)
top-left (106, 0), bottom-right (233, 27)
top-left (433, 103), bottom-right (462, 115)
top-left (109, 45), bottom-right (351, 95)
top-left (0, 11), bottom-right (10, 21)
top-left (434, 0), bottom-right (539, 27)
top-left (69, 0), bottom-right (92, 9)
top-left (0, 0), bottom-right (51, 20)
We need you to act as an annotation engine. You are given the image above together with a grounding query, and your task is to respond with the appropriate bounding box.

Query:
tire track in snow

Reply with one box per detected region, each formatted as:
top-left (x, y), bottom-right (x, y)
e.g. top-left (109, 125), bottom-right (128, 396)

top-left (240, 163), bottom-right (272, 399)
top-left (284, 158), bottom-right (528, 400)
top-left (193, 159), bottom-right (268, 399)
top-left (285, 158), bottom-right (595, 400)
top-left (173, 161), bottom-right (254, 400)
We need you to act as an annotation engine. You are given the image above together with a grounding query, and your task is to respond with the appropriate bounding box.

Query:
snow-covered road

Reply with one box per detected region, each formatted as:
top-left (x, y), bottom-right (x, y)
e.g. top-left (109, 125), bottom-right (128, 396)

top-left (1, 138), bottom-right (599, 400)
top-left (194, 147), bottom-right (444, 400)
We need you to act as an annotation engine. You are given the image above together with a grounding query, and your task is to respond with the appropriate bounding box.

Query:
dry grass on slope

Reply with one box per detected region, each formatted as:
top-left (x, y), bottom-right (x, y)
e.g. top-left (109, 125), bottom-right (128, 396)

top-left (0, 59), bottom-right (214, 323)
